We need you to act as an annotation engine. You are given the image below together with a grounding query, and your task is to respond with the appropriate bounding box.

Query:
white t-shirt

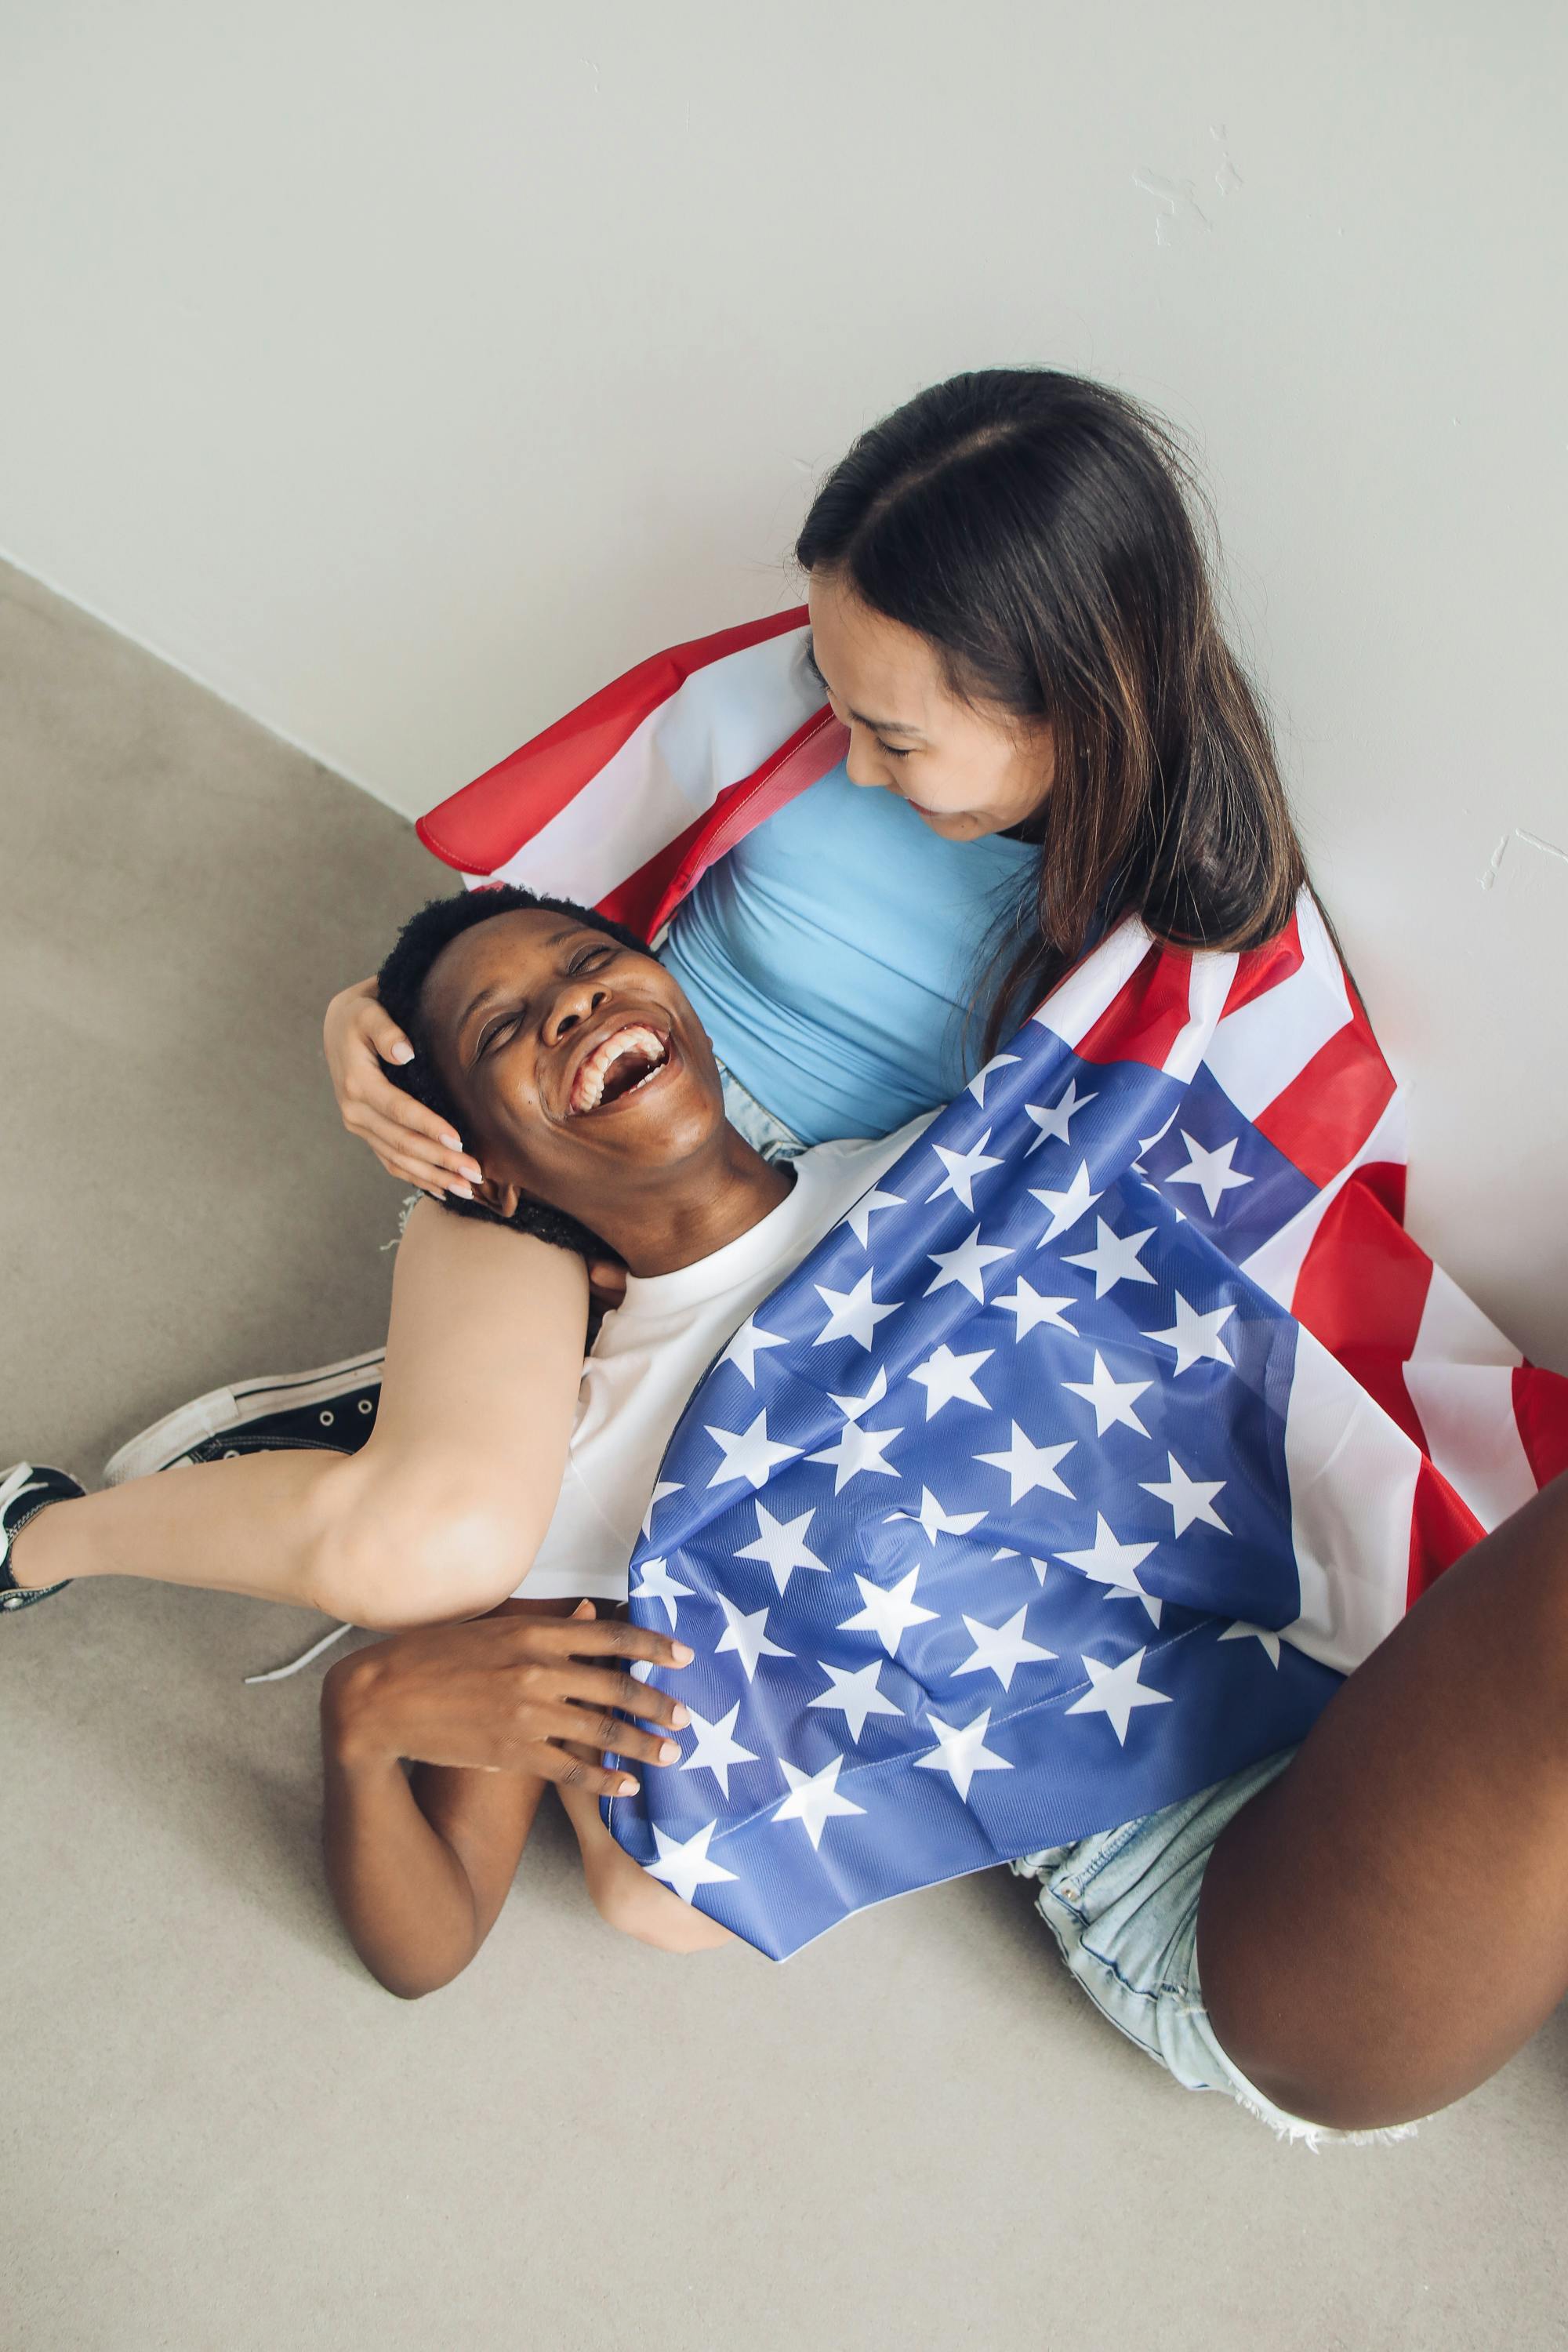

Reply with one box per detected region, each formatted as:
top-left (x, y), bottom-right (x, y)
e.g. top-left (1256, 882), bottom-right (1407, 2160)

top-left (515, 1117), bottom-right (930, 1603)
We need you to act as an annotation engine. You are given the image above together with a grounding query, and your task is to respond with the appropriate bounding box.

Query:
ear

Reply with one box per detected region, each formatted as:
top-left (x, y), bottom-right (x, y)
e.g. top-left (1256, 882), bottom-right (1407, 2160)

top-left (474, 1173), bottom-right (524, 1222)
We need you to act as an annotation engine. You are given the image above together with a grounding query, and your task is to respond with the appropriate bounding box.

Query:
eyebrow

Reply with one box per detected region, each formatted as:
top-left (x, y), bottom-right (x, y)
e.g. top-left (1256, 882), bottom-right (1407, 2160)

top-left (455, 923), bottom-right (587, 1036)
top-left (803, 632), bottom-right (927, 740)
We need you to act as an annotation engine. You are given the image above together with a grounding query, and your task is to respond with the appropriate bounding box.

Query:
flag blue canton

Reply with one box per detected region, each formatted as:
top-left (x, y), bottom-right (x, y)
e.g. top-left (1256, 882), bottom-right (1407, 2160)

top-left (604, 1013), bottom-right (1344, 1958)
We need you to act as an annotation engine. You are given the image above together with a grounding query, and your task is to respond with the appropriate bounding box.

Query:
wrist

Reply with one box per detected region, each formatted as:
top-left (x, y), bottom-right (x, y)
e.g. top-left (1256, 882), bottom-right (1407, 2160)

top-left (321, 1651), bottom-right (399, 1769)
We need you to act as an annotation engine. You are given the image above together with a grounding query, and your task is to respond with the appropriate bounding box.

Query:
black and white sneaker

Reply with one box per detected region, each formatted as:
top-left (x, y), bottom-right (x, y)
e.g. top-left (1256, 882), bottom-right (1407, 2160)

top-left (102, 1348), bottom-right (385, 1484)
top-left (1, 1462), bottom-right (84, 1612)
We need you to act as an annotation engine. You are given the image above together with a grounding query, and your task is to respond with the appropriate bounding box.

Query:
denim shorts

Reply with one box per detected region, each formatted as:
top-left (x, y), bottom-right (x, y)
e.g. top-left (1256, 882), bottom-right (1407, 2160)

top-left (1011, 1748), bottom-right (1421, 2147)
top-left (716, 1065), bottom-right (810, 1163)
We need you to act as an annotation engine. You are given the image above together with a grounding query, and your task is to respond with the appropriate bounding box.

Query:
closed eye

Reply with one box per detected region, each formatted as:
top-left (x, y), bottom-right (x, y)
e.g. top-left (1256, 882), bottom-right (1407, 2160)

top-left (477, 1009), bottom-right (522, 1058)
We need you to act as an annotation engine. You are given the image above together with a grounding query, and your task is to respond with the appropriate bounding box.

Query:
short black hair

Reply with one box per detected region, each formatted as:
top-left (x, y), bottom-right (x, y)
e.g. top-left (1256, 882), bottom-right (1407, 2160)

top-left (376, 884), bottom-right (652, 1259)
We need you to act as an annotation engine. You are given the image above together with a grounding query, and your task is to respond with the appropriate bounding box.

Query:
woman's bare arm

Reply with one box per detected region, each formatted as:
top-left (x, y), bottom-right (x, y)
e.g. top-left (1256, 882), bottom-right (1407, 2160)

top-left (320, 1599), bottom-right (692, 1996)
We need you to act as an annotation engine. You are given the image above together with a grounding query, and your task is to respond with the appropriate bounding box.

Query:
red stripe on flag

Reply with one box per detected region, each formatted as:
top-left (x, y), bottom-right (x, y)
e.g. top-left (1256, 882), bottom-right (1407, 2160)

top-left (1293, 1171), bottom-right (1430, 1448)
top-left (593, 709), bottom-right (844, 938)
top-left (1253, 1002), bottom-right (1396, 1188)
top-left (1220, 913), bottom-right (1304, 1018)
top-left (648, 711), bottom-right (844, 934)
top-left (416, 608), bottom-right (809, 875)
top-left (1407, 1459), bottom-right (1485, 1603)
top-left (1072, 946), bottom-right (1194, 1071)
top-left (1512, 1366), bottom-right (1568, 1490)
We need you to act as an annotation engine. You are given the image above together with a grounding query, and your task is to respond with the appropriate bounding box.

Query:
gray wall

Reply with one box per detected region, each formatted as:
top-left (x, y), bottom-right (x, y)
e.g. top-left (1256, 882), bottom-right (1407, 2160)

top-left (2, 0), bottom-right (1563, 1358)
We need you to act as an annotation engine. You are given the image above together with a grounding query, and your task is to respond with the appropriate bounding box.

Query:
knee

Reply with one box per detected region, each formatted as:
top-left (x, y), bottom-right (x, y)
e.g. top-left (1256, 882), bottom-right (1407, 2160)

top-left (588, 1856), bottom-right (727, 1955)
top-left (305, 1458), bottom-right (535, 1630)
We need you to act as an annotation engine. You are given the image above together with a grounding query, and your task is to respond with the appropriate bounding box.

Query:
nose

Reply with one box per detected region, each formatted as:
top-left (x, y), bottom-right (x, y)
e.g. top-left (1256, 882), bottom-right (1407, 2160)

top-left (543, 975), bottom-right (610, 1047)
top-left (844, 728), bottom-right (891, 792)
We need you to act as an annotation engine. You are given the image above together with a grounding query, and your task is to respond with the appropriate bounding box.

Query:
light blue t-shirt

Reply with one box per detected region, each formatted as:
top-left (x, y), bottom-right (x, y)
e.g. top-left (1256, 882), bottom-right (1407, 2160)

top-left (659, 763), bottom-right (1039, 1146)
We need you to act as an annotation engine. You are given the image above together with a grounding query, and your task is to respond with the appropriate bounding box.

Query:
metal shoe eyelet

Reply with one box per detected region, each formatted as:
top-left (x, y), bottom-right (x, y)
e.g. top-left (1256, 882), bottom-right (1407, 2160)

top-left (319, 1410), bottom-right (335, 1425)
top-left (357, 1398), bottom-right (372, 1414)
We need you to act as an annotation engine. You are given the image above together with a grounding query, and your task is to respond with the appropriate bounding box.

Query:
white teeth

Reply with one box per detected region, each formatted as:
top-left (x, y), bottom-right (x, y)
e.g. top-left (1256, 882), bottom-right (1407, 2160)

top-left (569, 1025), bottom-right (669, 1114)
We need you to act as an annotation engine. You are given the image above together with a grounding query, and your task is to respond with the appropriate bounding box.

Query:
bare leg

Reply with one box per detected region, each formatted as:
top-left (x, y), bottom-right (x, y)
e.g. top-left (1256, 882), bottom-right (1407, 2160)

top-left (13, 1206), bottom-right (588, 1628)
top-left (1197, 1471), bottom-right (1568, 2130)
top-left (556, 1783), bottom-right (738, 1954)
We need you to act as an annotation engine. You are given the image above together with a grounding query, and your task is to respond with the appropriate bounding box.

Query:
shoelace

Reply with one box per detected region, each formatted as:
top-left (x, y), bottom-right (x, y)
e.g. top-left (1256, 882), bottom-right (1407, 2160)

top-left (243, 1620), bottom-right (355, 1684)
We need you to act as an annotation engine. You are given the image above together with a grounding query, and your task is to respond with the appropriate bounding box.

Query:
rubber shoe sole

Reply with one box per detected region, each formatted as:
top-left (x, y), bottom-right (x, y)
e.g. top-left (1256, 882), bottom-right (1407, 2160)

top-left (103, 1348), bottom-right (387, 1484)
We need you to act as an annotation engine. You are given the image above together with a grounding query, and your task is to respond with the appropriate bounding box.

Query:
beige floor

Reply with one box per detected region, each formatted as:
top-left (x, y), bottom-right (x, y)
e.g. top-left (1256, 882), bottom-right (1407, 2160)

top-left (4, 557), bottom-right (1566, 2352)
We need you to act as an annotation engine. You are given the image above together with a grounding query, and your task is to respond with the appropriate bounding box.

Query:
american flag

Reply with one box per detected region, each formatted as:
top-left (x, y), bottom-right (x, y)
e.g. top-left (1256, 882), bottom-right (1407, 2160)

top-left (419, 615), bottom-right (1568, 1960)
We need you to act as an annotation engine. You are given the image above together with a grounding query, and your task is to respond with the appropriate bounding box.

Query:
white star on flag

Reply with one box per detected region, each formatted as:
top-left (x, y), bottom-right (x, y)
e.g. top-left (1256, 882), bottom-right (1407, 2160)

top-left (909, 1342), bottom-right (994, 1419)
top-left (1056, 1515), bottom-right (1163, 1624)
top-left (1140, 1451), bottom-right (1229, 1537)
top-left (1065, 1648), bottom-right (1174, 1744)
top-left (808, 1409), bottom-right (904, 1493)
top-left (898, 1486), bottom-right (987, 1544)
top-left (1145, 1292), bottom-right (1236, 1376)
top-left (735, 1501), bottom-right (829, 1593)
top-left (714, 1594), bottom-right (793, 1682)
top-left (844, 1185), bottom-right (902, 1247)
top-left (1219, 1620), bottom-right (1283, 1667)
top-left (1167, 1130), bottom-right (1254, 1217)
top-left (630, 1557), bottom-right (692, 1628)
top-left (915, 1707), bottom-right (1014, 1801)
top-left (678, 1702), bottom-right (760, 1796)
top-left (953, 1606), bottom-right (1058, 1691)
top-left (927, 1129), bottom-right (1004, 1210)
top-left (704, 1409), bottom-right (800, 1490)
top-left (813, 1269), bottom-right (899, 1350)
top-left (1061, 1351), bottom-right (1152, 1438)
top-left (832, 1366), bottom-right (887, 1422)
top-left (641, 1480), bottom-right (681, 1540)
top-left (1063, 1216), bottom-right (1157, 1299)
top-left (722, 1316), bottom-right (787, 1385)
top-left (771, 1754), bottom-right (866, 1850)
top-left (808, 1657), bottom-right (906, 1742)
top-left (968, 1053), bottom-right (1020, 1105)
top-left (1023, 1076), bottom-right (1097, 1153)
top-left (993, 1279), bottom-right (1079, 1340)
top-left (926, 1225), bottom-right (1011, 1301)
top-left (975, 1421), bottom-right (1076, 1506)
top-left (644, 1820), bottom-right (738, 1904)
top-left (839, 1566), bottom-right (939, 1657)
top-left (1029, 1160), bottom-right (1102, 1242)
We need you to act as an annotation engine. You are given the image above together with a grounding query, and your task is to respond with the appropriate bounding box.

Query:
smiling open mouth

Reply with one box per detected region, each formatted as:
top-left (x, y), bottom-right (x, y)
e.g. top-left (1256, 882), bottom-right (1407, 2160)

top-left (568, 1024), bottom-right (671, 1116)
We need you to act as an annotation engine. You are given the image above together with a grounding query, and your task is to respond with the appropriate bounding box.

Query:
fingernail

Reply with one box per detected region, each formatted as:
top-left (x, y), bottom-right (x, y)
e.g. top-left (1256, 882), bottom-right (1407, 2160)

top-left (672, 1642), bottom-right (694, 1664)
top-left (670, 1704), bottom-right (690, 1729)
top-left (619, 1777), bottom-right (640, 1795)
top-left (461, 1163), bottom-right (484, 1184)
top-left (391, 1044), bottom-right (415, 1064)
top-left (658, 1740), bottom-right (680, 1763)
top-left (441, 1132), bottom-right (463, 1151)
top-left (448, 1181), bottom-right (474, 1200)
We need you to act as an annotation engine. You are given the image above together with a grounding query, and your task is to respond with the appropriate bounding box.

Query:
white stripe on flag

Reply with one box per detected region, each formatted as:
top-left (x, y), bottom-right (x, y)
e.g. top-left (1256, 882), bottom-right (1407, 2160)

top-left (1030, 919), bottom-right (1153, 1049)
top-left (1402, 1265), bottom-right (1532, 1530)
top-left (1282, 1324), bottom-right (1421, 1674)
top-left (1401, 1367), bottom-right (1536, 1532)
top-left (477, 627), bottom-right (818, 906)
top-left (1162, 950), bottom-right (1238, 1082)
top-left (1203, 909), bottom-right (1352, 1120)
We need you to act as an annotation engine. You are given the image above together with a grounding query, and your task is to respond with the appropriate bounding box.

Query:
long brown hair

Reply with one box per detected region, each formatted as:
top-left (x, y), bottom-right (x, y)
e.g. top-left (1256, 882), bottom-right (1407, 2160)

top-left (795, 368), bottom-right (1307, 1054)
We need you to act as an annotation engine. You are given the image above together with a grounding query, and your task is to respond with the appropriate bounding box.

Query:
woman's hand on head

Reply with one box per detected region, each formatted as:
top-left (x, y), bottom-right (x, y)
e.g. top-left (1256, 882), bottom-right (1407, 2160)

top-left (324, 976), bottom-right (485, 1197)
